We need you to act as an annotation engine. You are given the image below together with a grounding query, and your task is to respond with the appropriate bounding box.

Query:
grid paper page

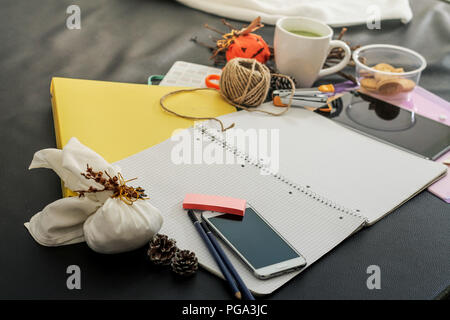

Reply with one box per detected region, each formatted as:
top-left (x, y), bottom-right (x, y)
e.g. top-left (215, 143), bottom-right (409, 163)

top-left (116, 127), bottom-right (365, 295)
top-left (207, 106), bottom-right (446, 224)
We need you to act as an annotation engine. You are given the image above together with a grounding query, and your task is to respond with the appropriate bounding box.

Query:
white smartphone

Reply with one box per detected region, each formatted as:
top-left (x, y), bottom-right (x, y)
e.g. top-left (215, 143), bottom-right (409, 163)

top-left (201, 205), bottom-right (306, 279)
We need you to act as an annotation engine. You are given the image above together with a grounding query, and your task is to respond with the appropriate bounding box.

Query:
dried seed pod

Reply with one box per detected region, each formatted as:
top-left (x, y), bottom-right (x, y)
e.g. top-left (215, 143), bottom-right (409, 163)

top-left (266, 74), bottom-right (297, 101)
top-left (147, 234), bottom-right (178, 266)
top-left (171, 250), bottom-right (198, 276)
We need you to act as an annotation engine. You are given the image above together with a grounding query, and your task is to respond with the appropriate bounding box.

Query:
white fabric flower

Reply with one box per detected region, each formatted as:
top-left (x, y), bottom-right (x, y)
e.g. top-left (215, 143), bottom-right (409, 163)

top-left (25, 137), bottom-right (163, 254)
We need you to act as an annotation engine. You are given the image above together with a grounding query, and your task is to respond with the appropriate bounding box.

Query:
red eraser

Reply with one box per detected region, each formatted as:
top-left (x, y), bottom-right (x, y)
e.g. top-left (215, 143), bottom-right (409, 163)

top-left (183, 194), bottom-right (246, 216)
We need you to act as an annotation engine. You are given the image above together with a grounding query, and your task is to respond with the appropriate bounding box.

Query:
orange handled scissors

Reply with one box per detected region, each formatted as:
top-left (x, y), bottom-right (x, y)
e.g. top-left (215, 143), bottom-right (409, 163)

top-left (205, 74), bottom-right (221, 90)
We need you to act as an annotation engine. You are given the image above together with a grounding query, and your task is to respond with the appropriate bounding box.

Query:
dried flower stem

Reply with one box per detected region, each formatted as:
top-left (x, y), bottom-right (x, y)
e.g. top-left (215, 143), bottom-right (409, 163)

top-left (203, 24), bottom-right (225, 35)
top-left (221, 19), bottom-right (237, 30)
top-left (74, 164), bottom-right (148, 205)
top-left (190, 36), bottom-right (215, 51)
top-left (324, 27), bottom-right (362, 84)
top-left (324, 62), bottom-right (357, 83)
top-left (337, 27), bottom-right (347, 40)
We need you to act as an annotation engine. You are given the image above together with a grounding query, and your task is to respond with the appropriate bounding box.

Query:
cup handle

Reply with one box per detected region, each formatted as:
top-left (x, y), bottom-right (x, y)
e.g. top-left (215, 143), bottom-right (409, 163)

top-left (318, 40), bottom-right (351, 78)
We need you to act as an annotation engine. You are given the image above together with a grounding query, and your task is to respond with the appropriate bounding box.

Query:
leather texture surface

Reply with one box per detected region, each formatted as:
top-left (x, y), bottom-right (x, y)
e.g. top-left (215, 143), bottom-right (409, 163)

top-left (0, 0), bottom-right (448, 299)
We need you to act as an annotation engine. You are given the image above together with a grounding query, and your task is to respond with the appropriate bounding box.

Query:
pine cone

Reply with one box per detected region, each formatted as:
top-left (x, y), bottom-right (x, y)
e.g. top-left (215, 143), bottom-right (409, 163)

top-left (266, 74), bottom-right (297, 101)
top-left (171, 250), bottom-right (198, 276)
top-left (147, 234), bottom-right (178, 266)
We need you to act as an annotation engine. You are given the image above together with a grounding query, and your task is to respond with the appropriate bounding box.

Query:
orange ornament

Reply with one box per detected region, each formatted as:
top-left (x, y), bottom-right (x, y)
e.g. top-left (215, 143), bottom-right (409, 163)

top-left (226, 33), bottom-right (270, 64)
top-left (209, 17), bottom-right (271, 64)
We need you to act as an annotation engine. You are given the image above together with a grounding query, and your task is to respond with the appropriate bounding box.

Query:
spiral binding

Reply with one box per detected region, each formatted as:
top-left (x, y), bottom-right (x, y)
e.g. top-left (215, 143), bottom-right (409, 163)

top-left (194, 124), bottom-right (365, 221)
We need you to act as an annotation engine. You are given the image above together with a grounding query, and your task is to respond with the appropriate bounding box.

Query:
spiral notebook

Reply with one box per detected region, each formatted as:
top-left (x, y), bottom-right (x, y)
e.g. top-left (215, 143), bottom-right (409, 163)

top-left (115, 107), bottom-right (446, 295)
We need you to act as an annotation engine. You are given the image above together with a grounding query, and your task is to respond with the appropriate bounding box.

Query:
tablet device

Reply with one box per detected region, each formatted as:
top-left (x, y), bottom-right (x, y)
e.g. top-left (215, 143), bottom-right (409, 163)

top-left (316, 91), bottom-right (450, 160)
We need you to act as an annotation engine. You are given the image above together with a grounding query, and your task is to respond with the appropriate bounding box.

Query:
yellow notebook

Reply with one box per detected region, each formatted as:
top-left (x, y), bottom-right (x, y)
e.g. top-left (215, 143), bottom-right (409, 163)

top-left (50, 77), bottom-right (236, 195)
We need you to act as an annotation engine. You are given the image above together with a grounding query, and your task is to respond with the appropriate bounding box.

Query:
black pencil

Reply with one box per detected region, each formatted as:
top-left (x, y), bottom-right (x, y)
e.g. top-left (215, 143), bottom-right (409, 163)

top-left (200, 220), bottom-right (255, 300)
top-left (187, 210), bottom-right (241, 299)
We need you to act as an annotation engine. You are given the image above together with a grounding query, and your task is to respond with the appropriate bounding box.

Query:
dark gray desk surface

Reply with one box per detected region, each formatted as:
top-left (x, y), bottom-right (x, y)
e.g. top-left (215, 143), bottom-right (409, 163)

top-left (0, 0), bottom-right (448, 300)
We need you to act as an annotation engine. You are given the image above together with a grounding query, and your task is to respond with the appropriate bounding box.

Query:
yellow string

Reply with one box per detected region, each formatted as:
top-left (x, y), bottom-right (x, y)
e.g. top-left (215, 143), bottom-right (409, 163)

top-left (113, 173), bottom-right (148, 205)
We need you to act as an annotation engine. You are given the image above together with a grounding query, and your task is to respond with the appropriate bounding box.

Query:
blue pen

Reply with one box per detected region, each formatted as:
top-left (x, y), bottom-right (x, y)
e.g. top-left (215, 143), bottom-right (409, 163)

top-left (187, 210), bottom-right (242, 300)
top-left (200, 220), bottom-right (255, 300)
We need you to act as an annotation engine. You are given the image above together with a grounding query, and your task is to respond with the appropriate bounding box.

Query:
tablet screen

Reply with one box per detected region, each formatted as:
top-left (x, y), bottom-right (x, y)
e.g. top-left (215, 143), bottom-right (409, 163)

top-left (317, 92), bottom-right (450, 160)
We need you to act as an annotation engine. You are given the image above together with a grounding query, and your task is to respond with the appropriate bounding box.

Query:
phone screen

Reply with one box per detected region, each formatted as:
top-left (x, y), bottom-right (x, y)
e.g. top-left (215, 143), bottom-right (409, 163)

top-left (206, 207), bottom-right (301, 269)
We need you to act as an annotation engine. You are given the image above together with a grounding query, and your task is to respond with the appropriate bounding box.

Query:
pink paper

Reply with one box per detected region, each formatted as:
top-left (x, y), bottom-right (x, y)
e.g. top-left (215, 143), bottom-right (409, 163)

top-left (183, 193), bottom-right (247, 216)
top-left (360, 86), bottom-right (450, 126)
top-left (428, 151), bottom-right (450, 203)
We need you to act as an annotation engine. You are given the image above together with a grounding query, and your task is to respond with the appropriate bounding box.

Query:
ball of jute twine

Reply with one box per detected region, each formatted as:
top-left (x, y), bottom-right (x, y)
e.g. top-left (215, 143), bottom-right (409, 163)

top-left (159, 58), bottom-right (295, 131)
top-left (220, 58), bottom-right (270, 108)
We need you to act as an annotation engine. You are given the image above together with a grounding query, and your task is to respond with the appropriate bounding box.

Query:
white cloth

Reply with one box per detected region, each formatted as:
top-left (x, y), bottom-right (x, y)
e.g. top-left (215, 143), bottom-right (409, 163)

top-left (26, 196), bottom-right (102, 246)
top-left (83, 198), bottom-right (163, 254)
top-left (25, 137), bottom-right (163, 254)
top-left (176, 0), bottom-right (413, 27)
